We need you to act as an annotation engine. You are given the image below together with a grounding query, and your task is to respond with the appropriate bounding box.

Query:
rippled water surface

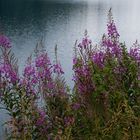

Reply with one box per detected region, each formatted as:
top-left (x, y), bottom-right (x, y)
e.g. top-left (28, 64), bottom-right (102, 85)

top-left (0, 0), bottom-right (140, 138)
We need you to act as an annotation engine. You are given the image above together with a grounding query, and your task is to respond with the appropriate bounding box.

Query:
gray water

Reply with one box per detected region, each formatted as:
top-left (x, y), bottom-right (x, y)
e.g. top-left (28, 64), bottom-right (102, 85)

top-left (0, 0), bottom-right (140, 138)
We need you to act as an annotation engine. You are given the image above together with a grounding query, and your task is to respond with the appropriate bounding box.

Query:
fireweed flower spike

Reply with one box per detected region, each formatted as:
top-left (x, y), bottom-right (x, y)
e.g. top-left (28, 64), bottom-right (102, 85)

top-left (35, 53), bottom-right (51, 68)
top-left (129, 40), bottom-right (140, 63)
top-left (107, 8), bottom-right (119, 38)
top-left (0, 36), bottom-right (18, 84)
top-left (24, 64), bottom-right (35, 77)
top-left (53, 63), bottom-right (64, 75)
top-left (101, 8), bottom-right (122, 58)
top-left (35, 53), bottom-right (52, 80)
top-left (36, 109), bottom-right (46, 126)
top-left (92, 51), bottom-right (105, 68)
top-left (0, 35), bottom-right (11, 49)
top-left (0, 64), bottom-right (18, 83)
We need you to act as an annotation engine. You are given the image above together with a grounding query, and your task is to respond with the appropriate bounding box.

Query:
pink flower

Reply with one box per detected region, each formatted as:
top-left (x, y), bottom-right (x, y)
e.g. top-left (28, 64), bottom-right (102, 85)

top-left (78, 37), bottom-right (92, 49)
top-left (24, 65), bottom-right (35, 77)
top-left (0, 64), bottom-right (18, 83)
top-left (0, 35), bottom-right (11, 49)
top-left (129, 41), bottom-right (140, 62)
top-left (107, 22), bottom-right (119, 38)
top-left (35, 54), bottom-right (51, 68)
top-left (92, 52), bottom-right (105, 68)
top-left (73, 57), bottom-right (78, 65)
top-left (53, 63), bottom-right (64, 75)
top-left (36, 109), bottom-right (46, 126)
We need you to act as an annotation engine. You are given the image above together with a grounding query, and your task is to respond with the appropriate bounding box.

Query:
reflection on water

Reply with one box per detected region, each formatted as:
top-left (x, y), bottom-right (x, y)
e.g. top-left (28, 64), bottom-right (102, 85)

top-left (0, 0), bottom-right (140, 138)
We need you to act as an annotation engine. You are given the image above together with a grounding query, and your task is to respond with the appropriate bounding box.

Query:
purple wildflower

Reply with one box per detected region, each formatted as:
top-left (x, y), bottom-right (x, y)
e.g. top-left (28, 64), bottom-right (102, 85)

top-left (36, 109), bottom-right (46, 126)
top-left (47, 81), bottom-right (54, 89)
top-left (101, 9), bottom-right (121, 57)
top-left (24, 65), bottom-right (35, 77)
top-left (92, 51), bottom-right (105, 68)
top-left (53, 63), bottom-right (64, 75)
top-left (0, 64), bottom-right (18, 83)
top-left (35, 53), bottom-right (53, 81)
top-left (129, 40), bottom-right (140, 62)
top-left (0, 35), bottom-right (11, 49)
top-left (102, 36), bottom-right (121, 57)
top-left (82, 37), bottom-right (92, 48)
top-left (22, 64), bottom-right (38, 95)
top-left (107, 9), bottom-right (120, 39)
top-left (102, 37), bottom-right (114, 48)
top-left (78, 36), bottom-right (92, 49)
top-left (107, 22), bottom-right (120, 38)
top-left (73, 63), bottom-right (95, 94)
top-left (73, 57), bottom-right (78, 65)
top-left (35, 54), bottom-right (51, 68)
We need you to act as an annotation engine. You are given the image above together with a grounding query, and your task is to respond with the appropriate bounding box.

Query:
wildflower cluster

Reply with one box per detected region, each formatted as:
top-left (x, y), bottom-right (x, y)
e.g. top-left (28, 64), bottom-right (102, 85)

top-left (0, 35), bottom-right (11, 49)
top-left (0, 39), bottom-right (72, 139)
top-left (1, 9), bottom-right (140, 140)
top-left (72, 9), bottom-right (140, 139)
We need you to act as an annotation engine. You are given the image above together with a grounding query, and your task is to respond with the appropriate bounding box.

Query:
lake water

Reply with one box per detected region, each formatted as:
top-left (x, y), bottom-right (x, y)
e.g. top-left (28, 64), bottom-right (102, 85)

top-left (0, 0), bottom-right (140, 138)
